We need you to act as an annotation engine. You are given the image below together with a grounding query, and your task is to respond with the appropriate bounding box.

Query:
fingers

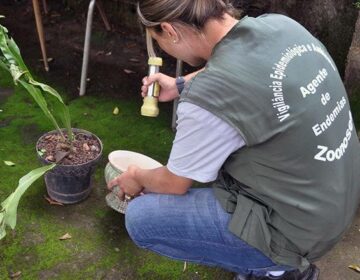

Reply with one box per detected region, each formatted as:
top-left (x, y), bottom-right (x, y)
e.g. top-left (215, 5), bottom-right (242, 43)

top-left (117, 187), bottom-right (125, 201)
top-left (146, 73), bottom-right (162, 85)
top-left (141, 84), bottom-right (148, 97)
top-left (107, 178), bottom-right (118, 191)
top-left (107, 179), bottom-right (126, 201)
top-left (141, 75), bottom-right (158, 97)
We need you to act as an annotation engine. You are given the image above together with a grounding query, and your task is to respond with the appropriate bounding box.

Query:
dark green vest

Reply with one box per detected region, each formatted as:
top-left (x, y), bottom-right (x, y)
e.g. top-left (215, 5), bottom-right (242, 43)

top-left (180, 14), bottom-right (360, 269)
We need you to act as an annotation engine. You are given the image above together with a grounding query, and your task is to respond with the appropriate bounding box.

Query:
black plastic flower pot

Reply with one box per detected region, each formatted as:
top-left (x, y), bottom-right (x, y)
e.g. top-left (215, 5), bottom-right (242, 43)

top-left (36, 128), bottom-right (103, 204)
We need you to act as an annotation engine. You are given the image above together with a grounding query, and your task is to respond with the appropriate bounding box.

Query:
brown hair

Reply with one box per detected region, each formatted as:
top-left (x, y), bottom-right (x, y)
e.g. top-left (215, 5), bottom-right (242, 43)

top-left (137, 0), bottom-right (237, 57)
top-left (138, 0), bottom-right (236, 31)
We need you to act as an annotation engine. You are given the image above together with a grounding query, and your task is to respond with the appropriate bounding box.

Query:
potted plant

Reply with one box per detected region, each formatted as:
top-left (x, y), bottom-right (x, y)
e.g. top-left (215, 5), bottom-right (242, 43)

top-left (0, 19), bottom-right (103, 238)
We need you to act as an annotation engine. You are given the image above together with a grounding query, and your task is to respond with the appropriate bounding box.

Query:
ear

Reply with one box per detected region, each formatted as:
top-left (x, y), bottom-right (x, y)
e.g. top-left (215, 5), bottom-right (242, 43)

top-left (160, 22), bottom-right (179, 42)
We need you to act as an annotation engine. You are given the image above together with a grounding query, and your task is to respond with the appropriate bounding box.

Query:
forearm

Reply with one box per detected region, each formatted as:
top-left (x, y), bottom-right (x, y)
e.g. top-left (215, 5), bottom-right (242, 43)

top-left (134, 166), bottom-right (192, 195)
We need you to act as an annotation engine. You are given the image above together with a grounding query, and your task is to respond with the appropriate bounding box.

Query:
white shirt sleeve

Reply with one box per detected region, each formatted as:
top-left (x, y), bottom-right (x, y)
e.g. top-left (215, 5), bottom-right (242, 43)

top-left (167, 102), bottom-right (246, 183)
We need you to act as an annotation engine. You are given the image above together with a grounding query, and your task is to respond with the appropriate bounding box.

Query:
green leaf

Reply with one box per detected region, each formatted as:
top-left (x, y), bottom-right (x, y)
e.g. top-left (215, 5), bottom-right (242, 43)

top-left (0, 164), bottom-right (56, 239)
top-left (4, 161), bottom-right (15, 166)
top-left (29, 79), bottom-right (72, 140)
top-left (9, 64), bottom-right (27, 85)
top-left (0, 22), bottom-right (71, 141)
top-left (0, 58), bottom-right (9, 72)
top-left (18, 80), bottom-right (65, 140)
top-left (0, 25), bottom-right (16, 65)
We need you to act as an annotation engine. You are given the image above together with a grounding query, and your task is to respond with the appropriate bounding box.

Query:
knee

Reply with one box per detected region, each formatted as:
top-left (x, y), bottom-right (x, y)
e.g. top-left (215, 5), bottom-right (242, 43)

top-left (125, 195), bottom-right (156, 244)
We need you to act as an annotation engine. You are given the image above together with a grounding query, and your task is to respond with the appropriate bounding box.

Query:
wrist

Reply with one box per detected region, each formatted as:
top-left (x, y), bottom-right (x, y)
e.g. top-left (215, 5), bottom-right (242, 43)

top-left (175, 76), bottom-right (185, 94)
top-left (130, 166), bottom-right (144, 193)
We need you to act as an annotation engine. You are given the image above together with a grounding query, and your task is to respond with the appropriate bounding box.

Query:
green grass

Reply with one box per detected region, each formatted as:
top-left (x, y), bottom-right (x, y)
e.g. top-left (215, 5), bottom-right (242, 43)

top-left (0, 68), bottom-right (233, 279)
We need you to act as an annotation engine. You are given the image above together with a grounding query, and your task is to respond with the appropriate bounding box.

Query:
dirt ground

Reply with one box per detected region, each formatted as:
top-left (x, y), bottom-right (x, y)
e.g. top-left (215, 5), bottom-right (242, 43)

top-left (0, 0), bottom-right (179, 101)
top-left (1, 1), bottom-right (360, 279)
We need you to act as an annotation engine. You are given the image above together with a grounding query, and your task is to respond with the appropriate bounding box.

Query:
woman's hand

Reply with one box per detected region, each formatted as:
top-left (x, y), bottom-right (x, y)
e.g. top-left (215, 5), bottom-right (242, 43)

top-left (107, 165), bottom-right (143, 201)
top-left (141, 73), bottom-right (179, 102)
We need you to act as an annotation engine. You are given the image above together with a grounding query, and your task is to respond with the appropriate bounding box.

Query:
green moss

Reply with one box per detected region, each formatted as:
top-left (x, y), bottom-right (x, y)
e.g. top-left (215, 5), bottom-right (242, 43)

top-left (136, 252), bottom-right (231, 280)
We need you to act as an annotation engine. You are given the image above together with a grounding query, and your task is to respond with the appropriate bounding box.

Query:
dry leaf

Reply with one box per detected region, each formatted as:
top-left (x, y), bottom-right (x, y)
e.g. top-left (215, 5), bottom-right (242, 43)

top-left (126, 43), bottom-right (136, 48)
top-left (124, 69), bottom-right (136, 74)
top-left (55, 150), bottom-right (70, 163)
top-left (10, 271), bottom-right (21, 278)
top-left (96, 51), bottom-right (105, 56)
top-left (113, 107), bottom-right (120, 115)
top-left (4, 161), bottom-right (15, 166)
top-left (349, 264), bottom-right (360, 273)
top-left (183, 261), bottom-right (187, 272)
top-left (39, 57), bottom-right (54, 62)
top-left (44, 195), bottom-right (64, 206)
top-left (59, 233), bottom-right (72, 240)
top-left (50, 12), bottom-right (61, 18)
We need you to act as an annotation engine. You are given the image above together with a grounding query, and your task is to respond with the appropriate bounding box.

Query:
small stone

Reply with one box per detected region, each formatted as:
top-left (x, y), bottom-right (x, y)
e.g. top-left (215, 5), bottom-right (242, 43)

top-left (114, 247), bottom-right (120, 252)
top-left (45, 155), bottom-right (55, 162)
top-left (83, 143), bottom-right (90, 151)
top-left (45, 135), bottom-right (52, 140)
top-left (90, 145), bottom-right (99, 152)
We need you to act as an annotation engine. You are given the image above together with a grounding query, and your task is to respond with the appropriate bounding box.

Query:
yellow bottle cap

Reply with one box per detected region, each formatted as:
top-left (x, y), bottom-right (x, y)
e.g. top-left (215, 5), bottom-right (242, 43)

top-left (141, 96), bottom-right (159, 117)
top-left (148, 57), bottom-right (163, 66)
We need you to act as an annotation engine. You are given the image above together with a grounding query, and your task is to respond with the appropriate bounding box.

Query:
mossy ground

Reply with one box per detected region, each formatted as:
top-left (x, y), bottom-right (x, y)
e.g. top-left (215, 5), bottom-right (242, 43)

top-left (0, 68), bottom-right (233, 280)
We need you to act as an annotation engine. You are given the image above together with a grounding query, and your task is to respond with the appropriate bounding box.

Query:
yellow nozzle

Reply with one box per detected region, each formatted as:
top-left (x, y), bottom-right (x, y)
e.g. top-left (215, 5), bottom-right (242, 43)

top-left (148, 57), bottom-right (163, 66)
top-left (141, 96), bottom-right (159, 117)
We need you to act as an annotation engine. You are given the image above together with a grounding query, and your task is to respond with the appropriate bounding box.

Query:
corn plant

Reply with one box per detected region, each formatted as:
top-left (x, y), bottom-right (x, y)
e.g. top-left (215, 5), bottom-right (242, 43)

top-left (0, 18), bottom-right (71, 240)
top-left (0, 18), bottom-right (72, 142)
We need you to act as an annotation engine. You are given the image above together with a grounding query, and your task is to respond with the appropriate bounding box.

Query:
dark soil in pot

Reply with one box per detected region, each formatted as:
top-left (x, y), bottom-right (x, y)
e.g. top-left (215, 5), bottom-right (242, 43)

top-left (36, 128), bottom-right (103, 204)
top-left (37, 130), bottom-right (101, 165)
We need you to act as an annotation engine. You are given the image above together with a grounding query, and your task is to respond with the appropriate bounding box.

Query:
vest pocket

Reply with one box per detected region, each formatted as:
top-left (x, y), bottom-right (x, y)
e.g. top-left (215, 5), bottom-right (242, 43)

top-left (228, 194), bottom-right (272, 256)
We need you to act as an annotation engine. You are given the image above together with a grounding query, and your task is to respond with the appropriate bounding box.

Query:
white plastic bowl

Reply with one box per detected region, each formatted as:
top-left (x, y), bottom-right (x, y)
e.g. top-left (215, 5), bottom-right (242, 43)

top-left (106, 150), bottom-right (163, 214)
top-left (108, 150), bottom-right (162, 173)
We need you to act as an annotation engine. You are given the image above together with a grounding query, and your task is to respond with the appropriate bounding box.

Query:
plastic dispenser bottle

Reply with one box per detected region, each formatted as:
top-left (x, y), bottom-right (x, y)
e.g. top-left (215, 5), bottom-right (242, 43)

top-left (141, 57), bottom-right (163, 117)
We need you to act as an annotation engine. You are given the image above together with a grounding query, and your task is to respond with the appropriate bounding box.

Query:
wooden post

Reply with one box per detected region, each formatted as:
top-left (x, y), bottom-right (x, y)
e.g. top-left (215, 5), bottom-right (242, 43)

top-left (32, 0), bottom-right (49, 72)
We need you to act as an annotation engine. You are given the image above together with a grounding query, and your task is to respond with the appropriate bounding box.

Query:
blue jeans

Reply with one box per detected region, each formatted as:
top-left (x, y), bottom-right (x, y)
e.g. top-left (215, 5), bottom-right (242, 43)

top-left (125, 188), bottom-right (291, 277)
